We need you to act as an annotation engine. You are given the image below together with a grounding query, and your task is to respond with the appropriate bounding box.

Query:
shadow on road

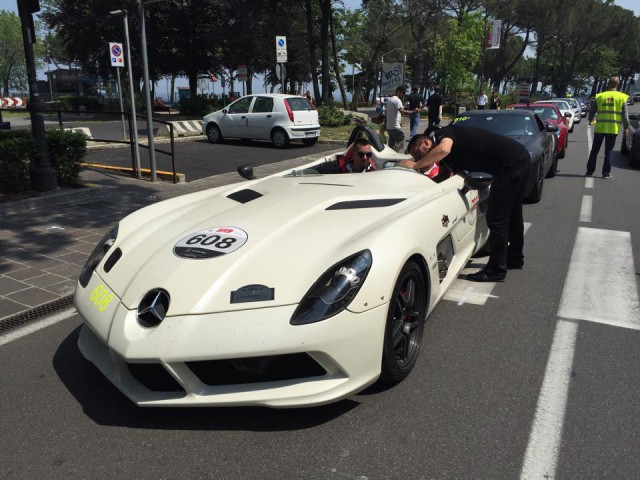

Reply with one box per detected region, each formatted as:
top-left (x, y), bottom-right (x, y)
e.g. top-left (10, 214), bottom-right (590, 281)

top-left (53, 327), bottom-right (361, 430)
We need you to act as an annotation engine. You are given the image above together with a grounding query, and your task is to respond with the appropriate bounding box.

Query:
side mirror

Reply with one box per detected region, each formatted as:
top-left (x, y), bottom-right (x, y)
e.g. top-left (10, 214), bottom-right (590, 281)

top-left (237, 164), bottom-right (256, 180)
top-left (460, 172), bottom-right (493, 195)
top-left (564, 112), bottom-right (572, 118)
top-left (545, 124), bottom-right (559, 133)
top-left (222, 109), bottom-right (228, 114)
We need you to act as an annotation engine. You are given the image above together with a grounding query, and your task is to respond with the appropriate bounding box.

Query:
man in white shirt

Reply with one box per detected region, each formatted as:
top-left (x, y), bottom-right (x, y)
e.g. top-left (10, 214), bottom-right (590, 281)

top-left (385, 86), bottom-right (419, 152)
top-left (477, 90), bottom-right (488, 110)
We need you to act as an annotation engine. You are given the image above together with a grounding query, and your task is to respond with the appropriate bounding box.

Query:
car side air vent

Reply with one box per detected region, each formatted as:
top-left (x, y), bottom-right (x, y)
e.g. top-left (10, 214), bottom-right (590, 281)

top-left (103, 248), bottom-right (122, 273)
top-left (227, 189), bottom-right (263, 204)
top-left (326, 198), bottom-right (405, 210)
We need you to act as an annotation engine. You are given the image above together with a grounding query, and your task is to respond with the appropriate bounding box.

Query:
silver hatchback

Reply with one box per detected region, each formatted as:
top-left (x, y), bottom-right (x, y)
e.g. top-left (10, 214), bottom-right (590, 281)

top-left (202, 94), bottom-right (321, 148)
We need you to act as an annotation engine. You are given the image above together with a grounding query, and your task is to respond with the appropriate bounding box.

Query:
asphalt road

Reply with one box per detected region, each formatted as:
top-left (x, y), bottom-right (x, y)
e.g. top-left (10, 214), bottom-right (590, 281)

top-left (2, 114), bottom-right (640, 480)
top-left (85, 137), bottom-right (341, 181)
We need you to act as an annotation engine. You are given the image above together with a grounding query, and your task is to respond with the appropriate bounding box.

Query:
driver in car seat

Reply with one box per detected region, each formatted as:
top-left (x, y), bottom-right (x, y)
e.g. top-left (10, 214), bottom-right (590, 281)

top-left (311, 138), bottom-right (377, 174)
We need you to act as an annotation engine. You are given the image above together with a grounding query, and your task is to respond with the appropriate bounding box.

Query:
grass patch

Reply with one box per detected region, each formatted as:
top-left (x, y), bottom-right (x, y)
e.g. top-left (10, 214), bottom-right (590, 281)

top-left (320, 124), bottom-right (366, 142)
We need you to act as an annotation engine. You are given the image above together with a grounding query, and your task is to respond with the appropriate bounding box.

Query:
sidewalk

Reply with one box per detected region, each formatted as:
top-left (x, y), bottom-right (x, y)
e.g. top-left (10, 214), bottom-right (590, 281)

top-left (0, 148), bottom-right (341, 331)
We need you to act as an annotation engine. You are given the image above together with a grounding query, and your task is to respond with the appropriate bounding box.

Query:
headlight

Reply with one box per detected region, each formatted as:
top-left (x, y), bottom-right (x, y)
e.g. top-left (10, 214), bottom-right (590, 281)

top-left (79, 224), bottom-right (119, 288)
top-left (290, 250), bottom-right (372, 325)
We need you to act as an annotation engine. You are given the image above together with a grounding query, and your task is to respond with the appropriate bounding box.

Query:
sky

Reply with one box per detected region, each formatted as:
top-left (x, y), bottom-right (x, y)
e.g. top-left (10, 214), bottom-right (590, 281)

top-left (2, 0), bottom-right (639, 99)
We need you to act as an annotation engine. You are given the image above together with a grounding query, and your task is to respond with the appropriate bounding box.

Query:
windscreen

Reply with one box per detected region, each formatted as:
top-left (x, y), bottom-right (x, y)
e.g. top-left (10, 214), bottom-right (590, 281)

top-left (453, 113), bottom-right (537, 136)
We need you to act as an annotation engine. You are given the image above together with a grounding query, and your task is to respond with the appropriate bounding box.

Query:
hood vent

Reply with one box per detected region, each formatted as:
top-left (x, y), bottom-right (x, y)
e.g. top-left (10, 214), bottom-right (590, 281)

top-left (326, 198), bottom-right (405, 210)
top-left (227, 189), bottom-right (263, 204)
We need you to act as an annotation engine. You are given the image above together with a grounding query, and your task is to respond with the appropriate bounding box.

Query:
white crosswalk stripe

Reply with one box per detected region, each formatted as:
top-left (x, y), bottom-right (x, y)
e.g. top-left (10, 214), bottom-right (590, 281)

top-left (444, 222), bottom-right (531, 305)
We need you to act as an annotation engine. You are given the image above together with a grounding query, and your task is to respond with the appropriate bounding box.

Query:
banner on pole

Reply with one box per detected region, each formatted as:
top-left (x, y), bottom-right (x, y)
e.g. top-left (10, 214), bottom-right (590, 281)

top-left (380, 62), bottom-right (404, 96)
top-left (484, 19), bottom-right (502, 49)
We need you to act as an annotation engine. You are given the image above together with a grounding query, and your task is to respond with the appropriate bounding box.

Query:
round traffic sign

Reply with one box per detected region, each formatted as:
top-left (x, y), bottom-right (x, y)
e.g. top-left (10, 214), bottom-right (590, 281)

top-left (111, 44), bottom-right (122, 57)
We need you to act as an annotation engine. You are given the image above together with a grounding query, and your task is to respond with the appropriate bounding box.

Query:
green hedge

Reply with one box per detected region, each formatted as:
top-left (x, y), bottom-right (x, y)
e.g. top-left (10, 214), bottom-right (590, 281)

top-left (0, 129), bottom-right (87, 193)
top-left (318, 104), bottom-right (352, 127)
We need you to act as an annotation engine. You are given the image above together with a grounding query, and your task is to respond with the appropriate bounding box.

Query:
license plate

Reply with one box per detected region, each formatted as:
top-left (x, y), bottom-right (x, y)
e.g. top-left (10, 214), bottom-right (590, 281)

top-left (306, 131), bottom-right (318, 137)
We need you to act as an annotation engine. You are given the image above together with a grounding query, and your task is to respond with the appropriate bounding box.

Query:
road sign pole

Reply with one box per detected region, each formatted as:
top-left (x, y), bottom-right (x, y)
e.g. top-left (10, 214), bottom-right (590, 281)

top-left (115, 67), bottom-right (127, 140)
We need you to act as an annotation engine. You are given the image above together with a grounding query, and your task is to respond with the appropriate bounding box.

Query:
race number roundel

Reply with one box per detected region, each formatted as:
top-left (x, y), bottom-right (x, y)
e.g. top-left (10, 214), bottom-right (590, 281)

top-left (174, 227), bottom-right (248, 259)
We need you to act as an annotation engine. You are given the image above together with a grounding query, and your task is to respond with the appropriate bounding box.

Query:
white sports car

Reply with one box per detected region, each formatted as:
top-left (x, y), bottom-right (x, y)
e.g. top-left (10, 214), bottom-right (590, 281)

top-left (75, 126), bottom-right (492, 408)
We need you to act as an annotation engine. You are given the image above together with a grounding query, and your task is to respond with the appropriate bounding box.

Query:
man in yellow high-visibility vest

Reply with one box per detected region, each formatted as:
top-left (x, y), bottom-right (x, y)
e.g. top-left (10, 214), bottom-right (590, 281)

top-left (586, 76), bottom-right (630, 178)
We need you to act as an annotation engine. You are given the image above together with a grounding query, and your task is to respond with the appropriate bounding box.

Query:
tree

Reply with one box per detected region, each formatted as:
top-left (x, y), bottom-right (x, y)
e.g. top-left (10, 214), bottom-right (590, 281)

top-left (0, 10), bottom-right (28, 96)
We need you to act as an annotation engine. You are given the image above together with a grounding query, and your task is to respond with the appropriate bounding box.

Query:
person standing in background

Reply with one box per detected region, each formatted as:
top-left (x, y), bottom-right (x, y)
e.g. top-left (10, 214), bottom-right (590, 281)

top-left (477, 90), bottom-right (488, 110)
top-left (405, 85), bottom-right (425, 138)
top-left (585, 75), bottom-right (629, 179)
top-left (385, 86), bottom-right (419, 152)
top-left (490, 91), bottom-right (500, 110)
top-left (426, 84), bottom-right (444, 128)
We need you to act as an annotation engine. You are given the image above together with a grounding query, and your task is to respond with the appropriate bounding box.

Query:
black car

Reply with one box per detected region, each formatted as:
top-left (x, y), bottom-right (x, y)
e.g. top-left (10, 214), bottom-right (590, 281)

top-left (621, 113), bottom-right (640, 168)
top-left (450, 110), bottom-right (558, 203)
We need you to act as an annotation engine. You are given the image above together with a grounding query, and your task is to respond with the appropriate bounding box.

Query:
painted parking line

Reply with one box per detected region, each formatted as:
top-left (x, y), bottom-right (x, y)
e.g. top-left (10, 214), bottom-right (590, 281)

top-left (579, 195), bottom-right (592, 223)
top-left (0, 308), bottom-right (77, 348)
top-left (519, 318), bottom-right (578, 480)
top-left (445, 223), bottom-right (531, 305)
top-left (558, 227), bottom-right (640, 330)
top-left (520, 226), bottom-right (640, 479)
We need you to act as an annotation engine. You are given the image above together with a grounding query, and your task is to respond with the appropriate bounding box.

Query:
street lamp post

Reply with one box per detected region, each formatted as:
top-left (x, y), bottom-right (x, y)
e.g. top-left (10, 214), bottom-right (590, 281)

top-left (109, 9), bottom-right (141, 178)
top-left (17, 0), bottom-right (57, 191)
top-left (138, 0), bottom-right (161, 182)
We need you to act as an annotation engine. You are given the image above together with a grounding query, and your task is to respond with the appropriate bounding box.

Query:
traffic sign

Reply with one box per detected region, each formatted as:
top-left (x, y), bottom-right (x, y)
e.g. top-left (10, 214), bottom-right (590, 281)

top-left (0, 97), bottom-right (26, 107)
top-left (109, 42), bottom-right (124, 67)
top-left (276, 35), bottom-right (287, 63)
top-left (238, 64), bottom-right (247, 82)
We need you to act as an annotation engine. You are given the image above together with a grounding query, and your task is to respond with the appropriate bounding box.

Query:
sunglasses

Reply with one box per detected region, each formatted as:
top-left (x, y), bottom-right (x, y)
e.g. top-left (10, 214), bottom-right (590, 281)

top-left (356, 151), bottom-right (373, 158)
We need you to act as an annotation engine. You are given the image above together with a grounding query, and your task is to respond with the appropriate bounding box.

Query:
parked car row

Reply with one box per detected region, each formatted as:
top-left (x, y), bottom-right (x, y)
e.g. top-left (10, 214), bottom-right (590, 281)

top-left (621, 113), bottom-right (640, 168)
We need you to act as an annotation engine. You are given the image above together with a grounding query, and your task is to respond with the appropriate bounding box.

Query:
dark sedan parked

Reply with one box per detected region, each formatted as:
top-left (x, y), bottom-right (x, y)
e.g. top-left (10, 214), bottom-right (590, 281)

top-left (621, 113), bottom-right (640, 168)
top-left (451, 110), bottom-right (558, 203)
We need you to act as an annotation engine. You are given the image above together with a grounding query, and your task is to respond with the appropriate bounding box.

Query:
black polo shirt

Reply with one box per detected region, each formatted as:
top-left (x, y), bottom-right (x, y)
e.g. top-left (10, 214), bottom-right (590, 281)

top-left (432, 125), bottom-right (529, 174)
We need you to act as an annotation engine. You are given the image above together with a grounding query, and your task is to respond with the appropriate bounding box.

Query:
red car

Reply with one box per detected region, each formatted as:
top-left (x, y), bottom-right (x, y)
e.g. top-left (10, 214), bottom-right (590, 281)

top-left (506, 103), bottom-right (569, 158)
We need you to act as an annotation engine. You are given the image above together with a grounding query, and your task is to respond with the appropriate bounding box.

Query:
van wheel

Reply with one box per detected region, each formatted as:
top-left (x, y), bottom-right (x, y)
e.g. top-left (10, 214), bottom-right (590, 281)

top-left (271, 128), bottom-right (290, 148)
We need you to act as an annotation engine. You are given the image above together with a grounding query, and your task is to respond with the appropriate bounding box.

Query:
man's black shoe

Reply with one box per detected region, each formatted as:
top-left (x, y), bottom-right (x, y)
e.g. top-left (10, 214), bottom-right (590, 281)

top-left (585, 172), bottom-right (593, 177)
top-left (507, 258), bottom-right (524, 269)
top-left (466, 267), bottom-right (505, 283)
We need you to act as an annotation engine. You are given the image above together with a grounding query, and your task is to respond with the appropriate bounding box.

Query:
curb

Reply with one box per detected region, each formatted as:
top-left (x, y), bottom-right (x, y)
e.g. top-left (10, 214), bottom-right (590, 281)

top-left (0, 294), bottom-right (74, 334)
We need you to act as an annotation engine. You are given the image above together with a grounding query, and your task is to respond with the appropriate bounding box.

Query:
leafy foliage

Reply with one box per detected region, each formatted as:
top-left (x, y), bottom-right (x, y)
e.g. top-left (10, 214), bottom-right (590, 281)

top-left (318, 104), bottom-right (351, 127)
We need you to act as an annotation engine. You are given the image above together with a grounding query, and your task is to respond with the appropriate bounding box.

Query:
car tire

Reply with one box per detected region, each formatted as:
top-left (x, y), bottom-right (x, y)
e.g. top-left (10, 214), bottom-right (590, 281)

top-left (569, 123), bottom-right (574, 133)
top-left (630, 148), bottom-right (640, 168)
top-left (302, 137), bottom-right (318, 146)
top-left (380, 260), bottom-right (427, 383)
top-left (206, 124), bottom-right (223, 144)
top-left (546, 153), bottom-right (558, 178)
top-left (621, 135), bottom-right (630, 155)
top-left (558, 136), bottom-right (567, 159)
top-left (524, 161), bottom-right (544, 204)
top-left (271, 128), bottom-right (290, 148)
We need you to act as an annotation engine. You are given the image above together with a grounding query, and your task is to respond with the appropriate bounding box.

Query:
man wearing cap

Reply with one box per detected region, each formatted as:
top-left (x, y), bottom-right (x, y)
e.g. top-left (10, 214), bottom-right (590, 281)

top-left (398, 125), bottom-right (530, 282)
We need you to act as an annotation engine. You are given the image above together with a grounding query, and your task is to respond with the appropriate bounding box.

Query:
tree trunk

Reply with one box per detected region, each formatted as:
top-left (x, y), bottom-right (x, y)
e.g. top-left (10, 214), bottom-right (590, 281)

top-left (304, 0), bottom-right (321, 105)
top-left (319, 0), bottom-right (331, 105)
top-left (329, 12), bottom-right (347, 109)
top-left (170, 74), bottom-right (176, 104)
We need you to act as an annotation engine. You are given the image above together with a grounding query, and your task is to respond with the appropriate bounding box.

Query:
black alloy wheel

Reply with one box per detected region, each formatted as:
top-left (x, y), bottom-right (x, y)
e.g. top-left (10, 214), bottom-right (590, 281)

top-left (380, 261), bottom-right (427, 383)
top-left (546, 152), bottom-right (558, 178)
top-left (525, 160), bottom-right (544, 204)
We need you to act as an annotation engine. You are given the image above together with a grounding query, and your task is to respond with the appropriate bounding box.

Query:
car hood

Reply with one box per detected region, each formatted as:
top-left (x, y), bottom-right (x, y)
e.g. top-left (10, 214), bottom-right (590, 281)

top-left (102, 170), bottom-right (440, 315)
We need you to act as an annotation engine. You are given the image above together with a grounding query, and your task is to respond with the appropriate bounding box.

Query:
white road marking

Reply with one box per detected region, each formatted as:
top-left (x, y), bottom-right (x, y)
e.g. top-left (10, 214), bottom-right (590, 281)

top-left (445, 223), bottom-right (531, 305)
top-left (558, 227), bottom-right (640, 330)
top-left (584, 177), bottom-right (594, 189)
top-left (587, 124), bottom-right (593, 152)
top-left (519, 319), bottom-right (578, 480)
top-left (579, 195), bottom-right (592, 223)
top-left (0, 308), bottom-right (77, 347)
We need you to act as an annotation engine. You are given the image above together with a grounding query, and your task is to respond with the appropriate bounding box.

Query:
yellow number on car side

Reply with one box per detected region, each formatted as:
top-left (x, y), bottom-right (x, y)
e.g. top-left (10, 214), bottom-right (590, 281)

top-left (89, 284), bottom-right (114, 312)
